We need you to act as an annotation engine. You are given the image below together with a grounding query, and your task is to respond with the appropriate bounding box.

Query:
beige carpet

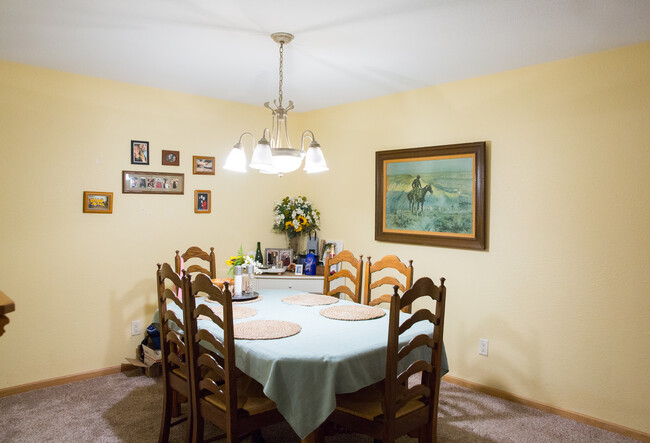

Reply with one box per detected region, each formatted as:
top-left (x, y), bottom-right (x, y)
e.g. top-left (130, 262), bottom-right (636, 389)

top-left (0, 370), bottom-right (638, 442)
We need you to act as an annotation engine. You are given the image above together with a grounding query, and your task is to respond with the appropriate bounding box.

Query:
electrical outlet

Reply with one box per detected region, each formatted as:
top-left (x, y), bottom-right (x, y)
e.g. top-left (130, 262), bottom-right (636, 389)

top-left (131, 320), bottom-right (142, 336)
top-left (479, 338), bottom-right (489, 356)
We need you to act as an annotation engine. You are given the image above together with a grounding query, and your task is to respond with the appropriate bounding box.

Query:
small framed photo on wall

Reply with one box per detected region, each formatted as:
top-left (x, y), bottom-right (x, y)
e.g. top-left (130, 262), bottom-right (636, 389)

top-left (83, 191), bottom-right (113, 214)
top-left (193, 156), bottom-right (215, 175)
top-left (162, 150), bottom-right (180, 166)
top-left (194, 190), bottom-right (211, 213)
top-left (131, 140), bottom-right (149, 165)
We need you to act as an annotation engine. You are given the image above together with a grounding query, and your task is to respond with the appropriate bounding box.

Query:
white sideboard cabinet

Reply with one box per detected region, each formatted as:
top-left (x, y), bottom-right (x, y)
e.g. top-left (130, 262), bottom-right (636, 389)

top-left (254, 274), bottom-right (324, 293)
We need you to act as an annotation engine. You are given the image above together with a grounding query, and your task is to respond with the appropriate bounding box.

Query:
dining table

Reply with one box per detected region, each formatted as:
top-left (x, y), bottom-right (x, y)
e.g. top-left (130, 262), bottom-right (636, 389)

top-left (154, 287), bottom-right (449, 440)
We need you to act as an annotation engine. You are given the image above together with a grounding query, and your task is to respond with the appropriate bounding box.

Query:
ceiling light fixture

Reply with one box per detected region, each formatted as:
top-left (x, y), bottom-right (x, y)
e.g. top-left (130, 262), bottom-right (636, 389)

top-left (223, 32), bottom-right (328, 176)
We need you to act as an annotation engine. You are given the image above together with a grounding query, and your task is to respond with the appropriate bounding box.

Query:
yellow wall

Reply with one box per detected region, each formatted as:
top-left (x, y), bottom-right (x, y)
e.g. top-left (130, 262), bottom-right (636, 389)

top-left (1, 42), bottom-right (649, 433)
top-left (297, 42), bottom-right (650, 433)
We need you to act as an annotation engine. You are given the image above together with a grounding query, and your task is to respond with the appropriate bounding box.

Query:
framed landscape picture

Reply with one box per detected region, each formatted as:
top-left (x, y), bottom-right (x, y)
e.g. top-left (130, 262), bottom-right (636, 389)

top-left (375, 141), bottom-right (486, 250)
top-left (83, 191), bottom-right (113, 213)
top-left (193, 156), bottom-right (215, 175)
top-left (122, 171), bottom-right (184, 194)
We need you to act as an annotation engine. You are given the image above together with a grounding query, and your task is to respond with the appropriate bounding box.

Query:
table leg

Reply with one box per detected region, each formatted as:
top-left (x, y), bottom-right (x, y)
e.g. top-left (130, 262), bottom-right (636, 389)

top-left (301, 425), bottom-right (324, 443)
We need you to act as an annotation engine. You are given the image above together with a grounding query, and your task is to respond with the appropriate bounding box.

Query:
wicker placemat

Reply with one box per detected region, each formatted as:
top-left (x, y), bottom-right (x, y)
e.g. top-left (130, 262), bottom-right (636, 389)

top-left (319, 305), bottom-right (386, 321)
top-left (282, 294), bottom-right (339, 306)
top-left (234, 320), bottom-right (301, 340)
top-left (205, 295), bottom-right (263, 304)
top-left (198, 305), bottom-right (257, 321)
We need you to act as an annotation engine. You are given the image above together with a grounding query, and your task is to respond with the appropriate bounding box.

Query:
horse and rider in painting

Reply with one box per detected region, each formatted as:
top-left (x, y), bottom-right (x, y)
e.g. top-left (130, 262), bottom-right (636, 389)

top-left (407, 175), bottom-right (433, 215)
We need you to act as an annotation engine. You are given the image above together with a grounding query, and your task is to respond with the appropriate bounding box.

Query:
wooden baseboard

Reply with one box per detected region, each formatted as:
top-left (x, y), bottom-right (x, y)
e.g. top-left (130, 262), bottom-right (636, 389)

top-left (442, 375), bottom-right (650, 442)
top-left (0, 364), bottom-right (138, 398)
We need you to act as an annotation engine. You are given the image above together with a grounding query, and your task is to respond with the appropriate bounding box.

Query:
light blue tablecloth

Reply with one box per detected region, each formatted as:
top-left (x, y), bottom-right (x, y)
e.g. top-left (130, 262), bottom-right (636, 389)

top-left (155, 289), bottom-right (449, 439)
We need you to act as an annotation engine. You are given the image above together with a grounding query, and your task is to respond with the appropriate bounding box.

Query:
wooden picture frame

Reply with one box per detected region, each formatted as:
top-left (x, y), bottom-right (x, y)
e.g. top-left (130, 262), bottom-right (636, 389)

top-left (131, 140), bottom-right (149, 165)
top-left (83, 191), bottom-right (113, 213)
top-left (194, 190), bottom-right (211, 213)
top-left (162, 150), bottom-right (180, 166)
top-left (122, 170), bottom-right (184, 194)
top-left (375, 141), bottom-right (486, 250)
top-left (193, 156), bottom-right (215, 175)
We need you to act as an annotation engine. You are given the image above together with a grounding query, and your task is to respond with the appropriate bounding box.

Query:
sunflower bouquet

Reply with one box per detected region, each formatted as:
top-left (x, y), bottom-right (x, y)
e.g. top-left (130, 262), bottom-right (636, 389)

top-left (272, 196), bottom-right (320, 239)
top-left (225, 245), bottom-right (256, 276)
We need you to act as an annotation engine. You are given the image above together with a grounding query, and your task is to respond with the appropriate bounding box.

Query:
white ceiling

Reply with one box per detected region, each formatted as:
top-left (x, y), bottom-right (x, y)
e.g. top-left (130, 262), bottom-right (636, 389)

top-left (1, 0), bottom-right (649, 112)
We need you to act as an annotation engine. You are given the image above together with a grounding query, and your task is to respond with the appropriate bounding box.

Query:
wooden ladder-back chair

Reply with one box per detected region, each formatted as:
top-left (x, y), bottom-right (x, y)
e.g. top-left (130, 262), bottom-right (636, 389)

top-left (175, 246), bottom-right (216, 278)
top-left (184, 273), bottom-right (283, 442)
top-left (323, 250), bottom-right (364, 304)
top-left (156, 263), bottom-right (192, 443)
top-left (328, 277), bottom-right (447, 443)
top-left (364, 255), bottom-right (414, 313)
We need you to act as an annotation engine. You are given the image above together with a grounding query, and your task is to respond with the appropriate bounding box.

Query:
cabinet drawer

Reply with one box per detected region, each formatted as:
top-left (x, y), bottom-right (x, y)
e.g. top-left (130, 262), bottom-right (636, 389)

top-left (255, 275), bottom-right (323, 293)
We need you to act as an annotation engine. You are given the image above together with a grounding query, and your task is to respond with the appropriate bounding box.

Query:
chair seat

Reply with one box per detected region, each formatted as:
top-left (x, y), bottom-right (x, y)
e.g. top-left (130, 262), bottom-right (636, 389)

top-left (335, 381), bottom-right (426, 421)
top-left (171, 367), bottom-right (187, 379)
top-left (205, 375), bottom-right (276, 416)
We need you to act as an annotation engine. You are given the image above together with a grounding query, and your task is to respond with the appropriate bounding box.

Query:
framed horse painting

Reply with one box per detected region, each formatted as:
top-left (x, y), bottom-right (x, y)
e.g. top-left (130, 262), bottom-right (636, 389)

top-left (375, 141), bottom-right (487, 250)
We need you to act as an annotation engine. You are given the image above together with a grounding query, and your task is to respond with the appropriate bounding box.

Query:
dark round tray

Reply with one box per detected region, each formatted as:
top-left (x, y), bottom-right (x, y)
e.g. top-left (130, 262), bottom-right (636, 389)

top-left (232, 292), bottom-right (259, 302)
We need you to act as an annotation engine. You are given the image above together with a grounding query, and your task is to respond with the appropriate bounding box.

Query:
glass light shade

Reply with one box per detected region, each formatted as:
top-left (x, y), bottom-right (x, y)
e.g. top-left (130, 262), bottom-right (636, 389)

top-left (223, 145), bottom-right (247, 173)
top-left (303, 146), bottom-right (328, 173)
top-left (271, 148), bottom-right (305, 173)
top-left (271, 114), bottom-right (293, 150)
top-left (249, 141), bottom-right (272, 169)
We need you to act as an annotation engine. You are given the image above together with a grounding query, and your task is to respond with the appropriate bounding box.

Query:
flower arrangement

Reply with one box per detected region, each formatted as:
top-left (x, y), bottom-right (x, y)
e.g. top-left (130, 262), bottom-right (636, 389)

top-left (225, 245), bottom-right (258, 276)
top-left (273, 196), bottom-right (320, 239)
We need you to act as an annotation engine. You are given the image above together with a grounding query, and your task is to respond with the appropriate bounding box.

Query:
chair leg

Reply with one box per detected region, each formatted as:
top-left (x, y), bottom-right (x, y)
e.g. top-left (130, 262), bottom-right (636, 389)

top-left (193, 413), bottom-right (205, 443)
top-left (171, 390), bottom-right (181, 417)
top-left (158, 386), bottom-right (172, 443)
top-left (418, 423), bottom-right (433, 443)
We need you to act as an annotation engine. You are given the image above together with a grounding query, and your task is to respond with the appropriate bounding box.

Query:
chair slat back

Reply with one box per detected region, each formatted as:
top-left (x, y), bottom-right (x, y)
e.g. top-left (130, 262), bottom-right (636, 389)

top-left (184, 273), bottom-right (238, 433)
top-left (384, 276), bottom-right (446, 436)
top-left (156, 263), bottom-right (189, 381)
top-left (364, 254), bottom-right (414, 313)
top-left (175, 246), bottom-right (216, 278)
top-left (323, 250), bottom-right (363, 303)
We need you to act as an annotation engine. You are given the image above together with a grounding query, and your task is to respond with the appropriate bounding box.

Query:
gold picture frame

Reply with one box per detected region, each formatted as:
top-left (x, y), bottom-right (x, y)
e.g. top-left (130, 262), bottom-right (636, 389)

top-left (83, 191), bottom-right (113, 213)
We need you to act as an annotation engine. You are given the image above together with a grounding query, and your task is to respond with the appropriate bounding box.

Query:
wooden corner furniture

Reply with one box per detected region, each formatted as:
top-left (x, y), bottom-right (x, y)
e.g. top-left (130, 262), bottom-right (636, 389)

top-left (175, 246), bottom-right (216, 278)
top-left (323, 250), bottom-right (364, 304)
top-left (0, 290), bottom-right (15, 337)
top-left (328, 276), bottom-right (447, 442)
top-left (156, 263), bottom-right (192, 442)
top-left (364, 254), bottom-right (414, 313)
top-left (184, 273), bottom-right (284, 442)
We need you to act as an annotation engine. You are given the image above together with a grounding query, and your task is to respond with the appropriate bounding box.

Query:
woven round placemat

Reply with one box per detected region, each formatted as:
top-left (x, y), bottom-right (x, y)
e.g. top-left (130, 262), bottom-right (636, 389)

top-left (234, 320), bottom-right (301, 340)
top-left (281, 294), bottom-right (339, 306)
top-left (198, 305), bottom-right (257, 321)
top-left (319, 305), bottom-right (386, 321)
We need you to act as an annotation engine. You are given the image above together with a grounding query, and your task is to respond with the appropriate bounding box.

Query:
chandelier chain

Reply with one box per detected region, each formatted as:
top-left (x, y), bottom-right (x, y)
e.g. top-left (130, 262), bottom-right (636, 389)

top-left (278, 42), bottom-right (284, 107)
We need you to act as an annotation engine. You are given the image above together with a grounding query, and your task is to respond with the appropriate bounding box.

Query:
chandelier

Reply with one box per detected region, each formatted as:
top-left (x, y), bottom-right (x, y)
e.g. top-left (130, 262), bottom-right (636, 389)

top-left (223, 32), bottom-right (328, 176)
